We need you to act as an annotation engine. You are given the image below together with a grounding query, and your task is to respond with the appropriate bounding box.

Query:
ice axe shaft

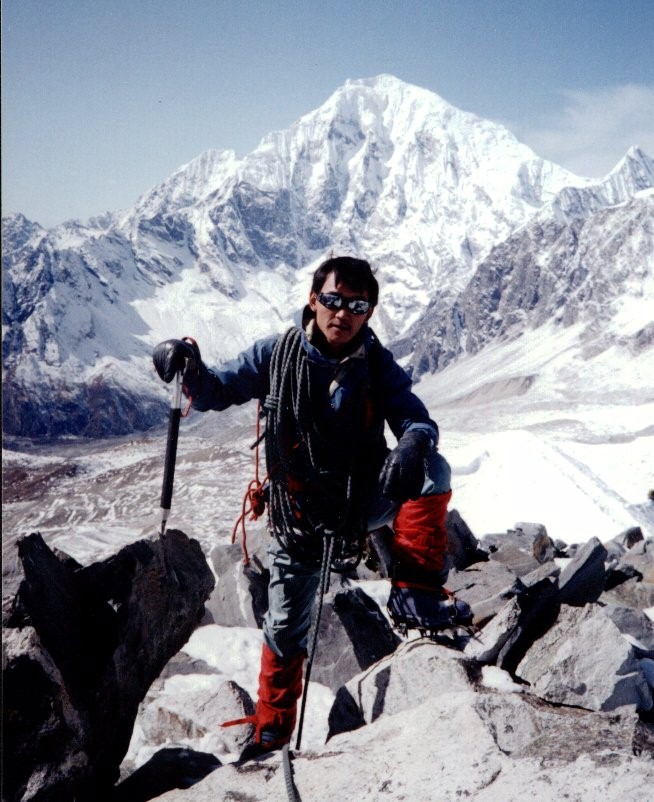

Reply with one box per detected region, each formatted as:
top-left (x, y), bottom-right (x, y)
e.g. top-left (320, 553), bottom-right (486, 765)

top-left (160, 371), bottom-right (183, 535)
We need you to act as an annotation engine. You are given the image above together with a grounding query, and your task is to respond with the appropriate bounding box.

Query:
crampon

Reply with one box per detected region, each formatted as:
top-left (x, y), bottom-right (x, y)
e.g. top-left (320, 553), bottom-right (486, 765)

top-left (387, 584), bottom-right (478, 648)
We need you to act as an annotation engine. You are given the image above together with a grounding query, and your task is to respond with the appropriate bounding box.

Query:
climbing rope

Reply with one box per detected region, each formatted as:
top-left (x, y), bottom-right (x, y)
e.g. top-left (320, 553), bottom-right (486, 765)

top-left (231, 403), bottom-right (269, 565)
top-left (295, 530), bottom-right (335, 751)
top-left (263, 327), bottom-right (369, 568)
top-left (282, 744), bottom-right (300, 802)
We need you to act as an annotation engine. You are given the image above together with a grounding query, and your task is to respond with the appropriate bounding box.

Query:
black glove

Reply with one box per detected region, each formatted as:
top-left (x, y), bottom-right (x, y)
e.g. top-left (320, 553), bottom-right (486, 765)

top-left (379, 429), bottom-right (432, 502)
top-left (152, 338), bottom-right (201, 384)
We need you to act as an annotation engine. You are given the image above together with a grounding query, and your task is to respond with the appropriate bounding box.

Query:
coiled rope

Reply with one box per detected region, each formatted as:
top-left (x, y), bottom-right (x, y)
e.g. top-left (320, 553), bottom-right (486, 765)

top-left (263, 327), bottom-right (366, 567)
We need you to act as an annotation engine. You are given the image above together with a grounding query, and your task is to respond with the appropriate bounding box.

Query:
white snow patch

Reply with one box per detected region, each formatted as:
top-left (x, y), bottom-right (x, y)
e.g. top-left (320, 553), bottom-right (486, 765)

top-left (481, 665), bottom-right (526, 693)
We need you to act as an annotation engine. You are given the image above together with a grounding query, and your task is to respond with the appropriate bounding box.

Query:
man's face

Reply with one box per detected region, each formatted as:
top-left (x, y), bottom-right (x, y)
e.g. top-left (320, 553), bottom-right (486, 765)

top-left (309, 272), bottom-right (373, 356)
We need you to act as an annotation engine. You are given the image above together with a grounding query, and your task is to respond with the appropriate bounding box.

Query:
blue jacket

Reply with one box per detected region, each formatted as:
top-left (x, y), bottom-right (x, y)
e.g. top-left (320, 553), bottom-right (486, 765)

top-left (188, 322), bottom-right (438, 448)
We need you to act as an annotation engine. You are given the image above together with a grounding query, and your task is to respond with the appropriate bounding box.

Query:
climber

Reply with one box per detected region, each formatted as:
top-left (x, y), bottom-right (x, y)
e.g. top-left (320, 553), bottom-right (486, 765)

top-left (152, 255), bottom-right (470, 755)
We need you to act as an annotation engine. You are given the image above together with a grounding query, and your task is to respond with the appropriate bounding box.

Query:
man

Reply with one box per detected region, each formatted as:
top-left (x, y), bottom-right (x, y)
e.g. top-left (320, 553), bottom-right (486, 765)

top-left (153, 256), bottom-right (469, 754)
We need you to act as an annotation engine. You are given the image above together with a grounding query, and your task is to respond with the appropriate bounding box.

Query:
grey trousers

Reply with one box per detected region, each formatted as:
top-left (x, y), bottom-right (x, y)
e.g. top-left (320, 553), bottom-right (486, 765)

top-left (262, 451), bottom-right (452, 658)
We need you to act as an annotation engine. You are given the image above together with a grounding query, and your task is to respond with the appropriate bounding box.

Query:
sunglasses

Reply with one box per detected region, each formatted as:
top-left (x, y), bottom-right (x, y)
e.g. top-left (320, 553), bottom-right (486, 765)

top-left (317, 292), bottom-right (371, 315)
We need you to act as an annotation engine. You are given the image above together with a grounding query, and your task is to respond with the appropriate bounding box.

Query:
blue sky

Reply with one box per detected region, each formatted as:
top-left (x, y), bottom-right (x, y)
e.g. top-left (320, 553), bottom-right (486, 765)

top-left (2, 0), bottom-right (653, 227)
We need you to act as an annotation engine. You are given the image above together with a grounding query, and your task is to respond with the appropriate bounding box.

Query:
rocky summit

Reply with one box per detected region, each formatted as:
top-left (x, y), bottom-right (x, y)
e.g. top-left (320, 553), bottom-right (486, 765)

top-left (3, 512), bottom-right (653, 801)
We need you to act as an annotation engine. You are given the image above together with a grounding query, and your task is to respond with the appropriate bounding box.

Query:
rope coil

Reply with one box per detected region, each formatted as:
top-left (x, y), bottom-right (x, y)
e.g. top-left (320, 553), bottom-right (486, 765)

top-left (231, 403), bottom-right (269, 565)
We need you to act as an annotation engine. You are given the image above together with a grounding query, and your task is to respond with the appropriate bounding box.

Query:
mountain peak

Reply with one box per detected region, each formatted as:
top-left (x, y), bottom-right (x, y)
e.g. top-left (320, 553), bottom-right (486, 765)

top-left (125, 147), bottom-right (240, 223)
top-left (609, 145), bottom-right (654, 186)
top-left (4, 76), bottom-right (653, 438)
top-left (342, 73), bottom-right (431, 95)
top-left (323, 73), bottom-right (461, 120)
top-left (584, 145), bottom-right (654, 209)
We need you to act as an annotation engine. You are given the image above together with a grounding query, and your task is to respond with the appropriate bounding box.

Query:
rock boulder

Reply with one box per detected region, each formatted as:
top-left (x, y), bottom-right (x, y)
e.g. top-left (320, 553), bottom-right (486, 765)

top-left (3, 530), bottom-right (214, 802)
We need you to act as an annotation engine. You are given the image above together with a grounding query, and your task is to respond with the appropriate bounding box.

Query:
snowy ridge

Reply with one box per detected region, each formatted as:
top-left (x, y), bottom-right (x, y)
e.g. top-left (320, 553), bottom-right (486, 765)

top-left (408, 185), bottom-right (654, 377)
top-left (2, 74), bottom-right (653, 437)
top-left (548, 146), bottom-right (654, 222)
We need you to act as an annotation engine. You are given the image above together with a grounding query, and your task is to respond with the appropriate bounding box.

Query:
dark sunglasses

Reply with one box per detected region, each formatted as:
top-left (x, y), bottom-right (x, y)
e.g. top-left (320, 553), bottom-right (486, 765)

top-left (317, 292), bottom-right (371, 315)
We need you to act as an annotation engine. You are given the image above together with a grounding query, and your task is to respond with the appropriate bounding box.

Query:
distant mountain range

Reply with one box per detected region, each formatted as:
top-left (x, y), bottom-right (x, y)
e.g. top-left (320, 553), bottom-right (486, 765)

top-left (3, 74), bottom-right (653, 438)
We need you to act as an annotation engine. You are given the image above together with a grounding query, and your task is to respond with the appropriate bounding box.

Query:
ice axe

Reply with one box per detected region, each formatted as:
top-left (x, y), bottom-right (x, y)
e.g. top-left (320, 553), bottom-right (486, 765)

top-left (157, 337), bottom-right (196, 541)
top-left (159, 368), bottom-right (183, 537)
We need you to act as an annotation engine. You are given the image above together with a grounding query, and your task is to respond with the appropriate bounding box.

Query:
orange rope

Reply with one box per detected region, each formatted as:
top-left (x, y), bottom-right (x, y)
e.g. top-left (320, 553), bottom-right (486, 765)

top-left (231, 407), bottom-right (303, 566)
top-left (232, 403), bottom-right (269, 566)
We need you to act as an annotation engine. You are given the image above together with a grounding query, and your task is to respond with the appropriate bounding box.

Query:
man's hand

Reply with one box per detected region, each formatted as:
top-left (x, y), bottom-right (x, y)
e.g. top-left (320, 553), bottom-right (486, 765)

top-left (152, 338), bottom-right (201, 384)
top-left (379, 429), bottom-right (432, 502)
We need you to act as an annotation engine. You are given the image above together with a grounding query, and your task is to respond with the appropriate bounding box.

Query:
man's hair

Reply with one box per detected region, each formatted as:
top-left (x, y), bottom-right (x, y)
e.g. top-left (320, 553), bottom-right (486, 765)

top-left (311, 256), bottom-right (379, 306)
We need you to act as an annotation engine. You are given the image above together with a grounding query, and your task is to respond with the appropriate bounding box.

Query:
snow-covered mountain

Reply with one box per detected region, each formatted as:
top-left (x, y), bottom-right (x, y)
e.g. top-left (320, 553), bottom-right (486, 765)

top-left (408, 186), bottom-right (654, 377)
top-left (2, 74), bottom-right (653, 438)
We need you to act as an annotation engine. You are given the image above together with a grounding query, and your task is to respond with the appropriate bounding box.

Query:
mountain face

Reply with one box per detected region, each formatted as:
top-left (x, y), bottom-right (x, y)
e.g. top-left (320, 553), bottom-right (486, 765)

top-left (408, 187), bottom-right (654, 378)
top-left (3, 75), bottom-right (653, 438)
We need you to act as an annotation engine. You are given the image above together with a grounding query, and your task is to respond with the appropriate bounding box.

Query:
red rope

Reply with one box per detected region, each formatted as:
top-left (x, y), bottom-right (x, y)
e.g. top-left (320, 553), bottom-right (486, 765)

top-left (231, 403), bottom-right (269, 566)
top-left (231, 408), bottom-right (303, 566)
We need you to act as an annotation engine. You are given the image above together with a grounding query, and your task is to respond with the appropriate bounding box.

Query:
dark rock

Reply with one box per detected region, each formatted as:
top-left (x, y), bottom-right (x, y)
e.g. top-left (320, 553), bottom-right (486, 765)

top-left (312, 582), bottom-right (401, 692)
top-left (479, 522), bottom-right (555, 566)
top-left (459, 540), bottom-right (640, 678)
top-left (558, 537), bottom-right (608, 606)
top-left (601, 576), bottom-right (654, 610)
top-left (446, 509), bottom-right (487, 569)
top-left (604, 527), bottom-right (644, 565)
top-left (516, 603), bottom-right (653, 713)
top-left (111, 747), bottom-right (221, 802)
top-left (3, 529), bottom-right (214, 802)
top-left (494, 575), bottom-right (560, 675)
top-left (447, 561), bottom-right (522, 626)
top-left (604, 563), bottom-right (644, 591)
top-left (478, 532), bottom-right (509, 553)
top-left (520, 560), bottom-right (561, 588)
top-left (616, 527), bottom-right (645, 550)
top-left (361, 526), bottom-right (394, 578)
top-left (513, 522), bottom-right (556, 564)
top-left (489, 541), bottom-right (541, 576)
top-left (633, 716), bottom-right (654, 758)
top-left (601, 605), bottom-right (654, 656)
top-left (619, 542), bottom-right (654, 584)
top-left (604, 540), bottom-right (628, 565)
top-left (464, 597), bottom-right (523, 663)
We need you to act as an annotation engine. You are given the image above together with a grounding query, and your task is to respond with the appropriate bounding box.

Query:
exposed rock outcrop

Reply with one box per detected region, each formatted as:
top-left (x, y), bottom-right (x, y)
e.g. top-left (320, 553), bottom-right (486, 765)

top-left (5, 511), bottom-right (654, 802)
top-left (3, 530), bottom-right (215, 802)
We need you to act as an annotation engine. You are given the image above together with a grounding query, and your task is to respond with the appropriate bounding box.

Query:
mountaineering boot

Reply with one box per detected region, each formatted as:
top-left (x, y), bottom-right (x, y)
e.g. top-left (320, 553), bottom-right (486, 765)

top-left (236, 643), bottom-right (305, 760)
top-left (387, 584), bottom-right (473, 631)
top-left (388, 491), bottom-right (472, 632)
